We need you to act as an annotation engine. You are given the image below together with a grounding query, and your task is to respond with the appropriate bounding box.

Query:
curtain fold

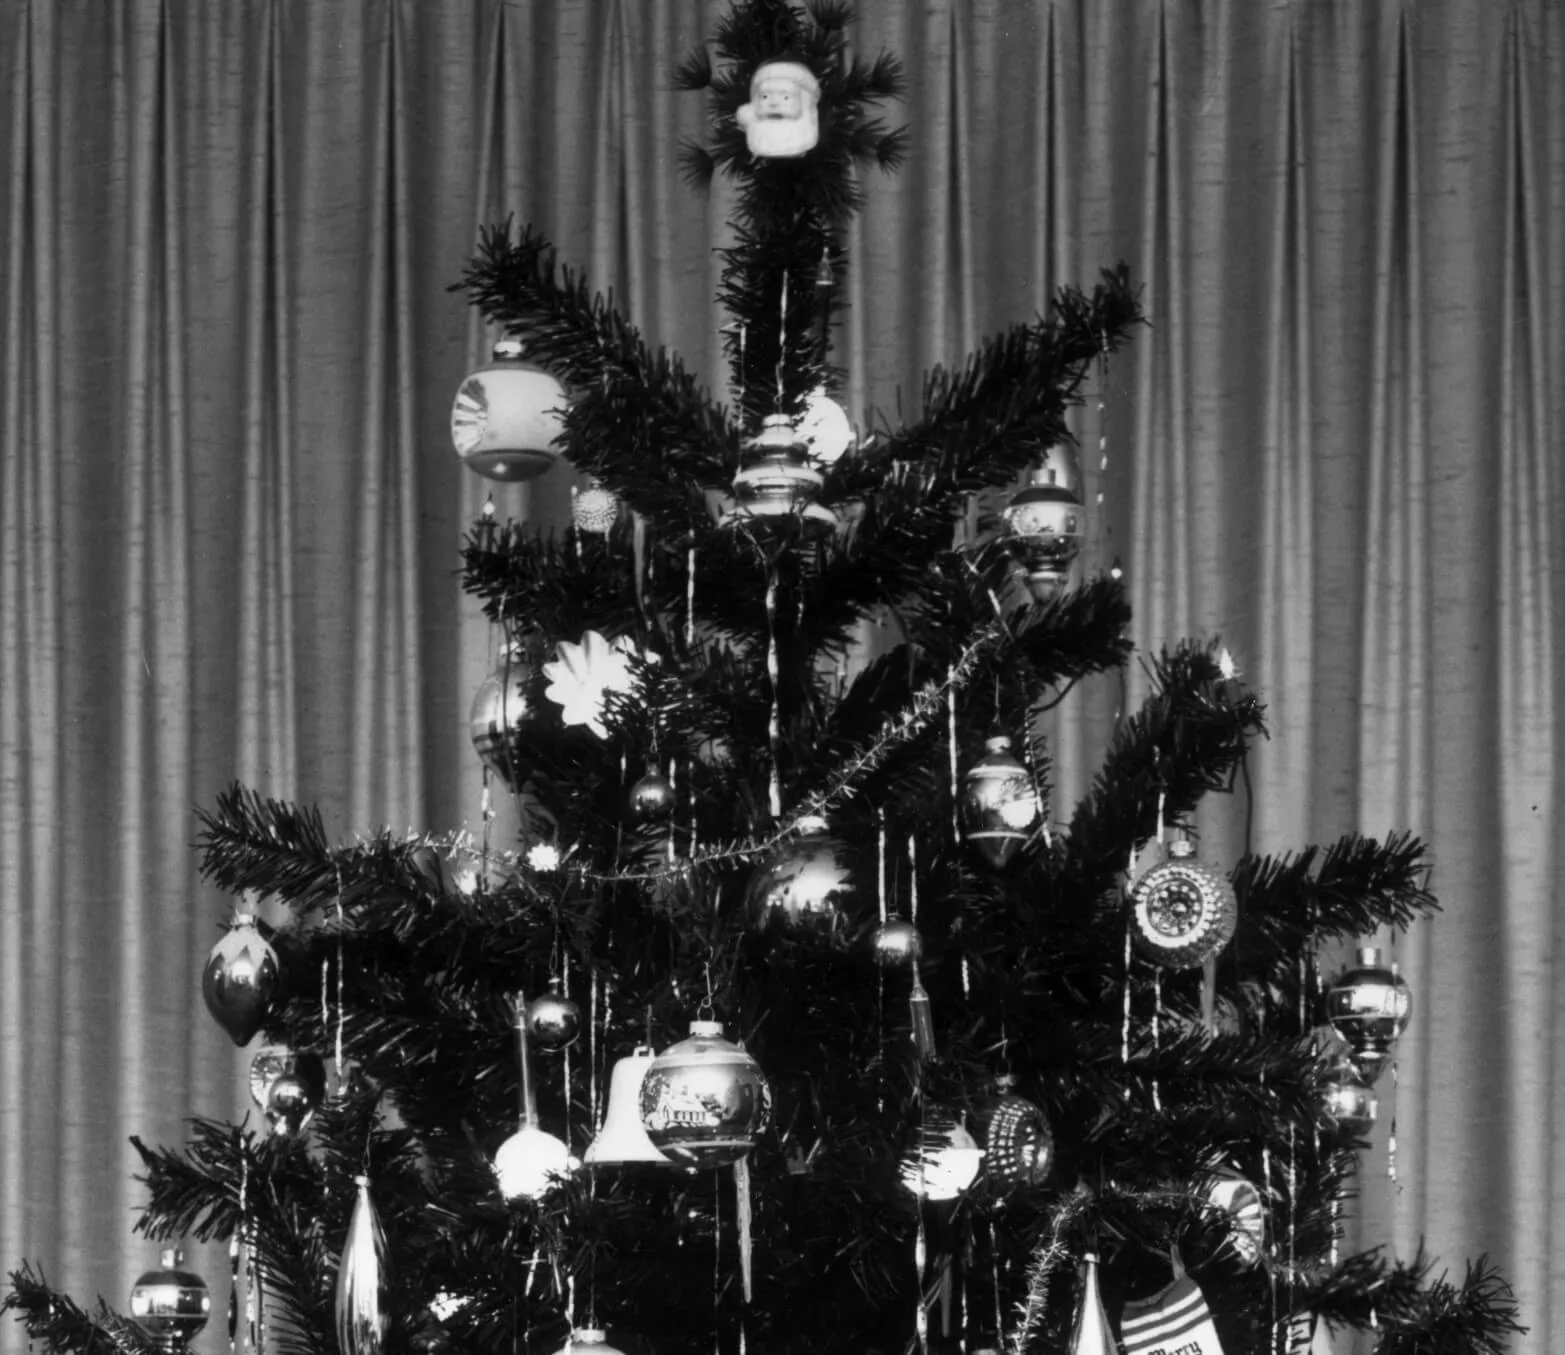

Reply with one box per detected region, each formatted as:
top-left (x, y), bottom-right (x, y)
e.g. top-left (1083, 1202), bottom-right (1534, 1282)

top-left (0, 2), bottom-right (1560, 1350)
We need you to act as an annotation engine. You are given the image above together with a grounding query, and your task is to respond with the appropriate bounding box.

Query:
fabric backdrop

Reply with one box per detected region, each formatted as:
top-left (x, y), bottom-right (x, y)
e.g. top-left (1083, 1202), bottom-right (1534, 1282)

top-left (0, 1), bottom-right (1560, 1351)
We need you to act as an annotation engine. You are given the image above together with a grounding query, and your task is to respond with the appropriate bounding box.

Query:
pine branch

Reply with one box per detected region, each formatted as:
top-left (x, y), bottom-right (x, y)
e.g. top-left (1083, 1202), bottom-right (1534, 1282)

top-left (3, 1266), bottom-right (152, 1355)
top-left (454, 223), bottom-right (733, 537)
top-left (1063, 642), bottom-right (1266, 892)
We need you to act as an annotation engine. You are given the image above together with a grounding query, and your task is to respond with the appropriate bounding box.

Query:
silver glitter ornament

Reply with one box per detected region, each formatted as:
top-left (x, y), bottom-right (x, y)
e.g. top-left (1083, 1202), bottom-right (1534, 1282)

top-left (639, 1019), bottom-right (772, 1169)
top-left (572, 481), bottom-right (619, 534)
top-left (129, 1249), bottom-right (211, 1352)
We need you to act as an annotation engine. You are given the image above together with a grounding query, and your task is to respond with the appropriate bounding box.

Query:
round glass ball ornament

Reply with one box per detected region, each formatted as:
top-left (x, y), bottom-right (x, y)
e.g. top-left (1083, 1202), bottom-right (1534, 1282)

top-left (1002, 465), bottom-right (1083, 600)
top-left (527, 980), bottom-right (583, 1051)
top-left (129, 1248), bottom-right (211, 1352)
top-left (723, 414), bottom-right (837, 538)
top-left (554, 1331), bottom-right (628, 1355)
top-left (470, 639), bottom-right (540, 789)
top-left (742, 814), bottom-right (856, 942)
top-left (960, 735), bottom-right (1041, 869)
top-left (638, 1019), bottom-right (772, 1169)
top-left (899, 1105), bottom-right (985, 1202)
top-left (870, 918), bottom-right (924, 969)
top-left (1129, 840), bottom-right (1237, 970)
top-left (1325, 945), bottom-right (1411, 1084)
top-left (450, 338), bottom-right (568, 481)
top-left (1322, 1057), bottom-right (1378, 1139)
top-left (249, 1046), bottom-right (327, 1113)
top-left (493, 1125), bottom-right (575, 1201)
top-left (265, 1071), bottom-right (322, 1137)
top-left (627, 767), bottom-right (677, 825)
top-left (795, 388), bottom-right (854, 465)
top-left (974, 1078), bottom-right (1053, 1190)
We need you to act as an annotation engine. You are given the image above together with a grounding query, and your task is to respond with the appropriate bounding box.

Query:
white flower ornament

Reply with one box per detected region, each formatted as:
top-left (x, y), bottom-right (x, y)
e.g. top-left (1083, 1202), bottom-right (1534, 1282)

top-left (542, 630), bottom-right (638, 738)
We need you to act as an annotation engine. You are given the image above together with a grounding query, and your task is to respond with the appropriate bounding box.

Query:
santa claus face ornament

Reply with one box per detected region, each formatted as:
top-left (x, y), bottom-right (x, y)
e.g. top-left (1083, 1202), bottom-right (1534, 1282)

top-left (736, 60), bottom-right (820, 158)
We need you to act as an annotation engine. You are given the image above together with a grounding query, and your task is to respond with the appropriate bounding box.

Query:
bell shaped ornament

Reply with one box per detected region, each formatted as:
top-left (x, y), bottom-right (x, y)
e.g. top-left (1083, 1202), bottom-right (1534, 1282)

top-left (450, 338), bottom-right (569, 482)
top-left (584, 1047), bottom-right (674, 1167)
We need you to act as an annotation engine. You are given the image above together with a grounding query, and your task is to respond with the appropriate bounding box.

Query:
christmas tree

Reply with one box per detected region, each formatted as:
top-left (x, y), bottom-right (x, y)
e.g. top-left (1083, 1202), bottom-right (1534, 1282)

top-left (5, 4), bottom-right (1525, 1355)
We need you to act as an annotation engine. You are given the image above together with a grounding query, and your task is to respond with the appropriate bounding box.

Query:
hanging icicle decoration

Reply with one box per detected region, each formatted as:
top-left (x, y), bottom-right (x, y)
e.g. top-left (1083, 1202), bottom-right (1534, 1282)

top-left (1150, 971), bottom-right (1163, 1113)
top-left (988, 1218), bottom-right (1004, 1349)
top-left (685, 544), bottom-right (697, 651)
top-left (335, 1176), bottom-right (390, 1355)
top-left (876, 813), bottom-right (888, 1112)
top-left (948, 666), bottom-right (961, 845)
top-left (907, 835), bottom-right (936, 1061)
top-left (1121, 840), bottom-right (1136, 1080)
top-left (735, 1151), bottom-right (754, 1303)
top-left (764, 570), bottom-right (783, 821)
top-left (334, 865), bottom-right (347, 1095)
top-left (561, 955), bottom-right (573, 1145)
top-left (913, 1188), bottom-right (930, 1355)
top-left (230, 1156), bottom-right (247, 1355)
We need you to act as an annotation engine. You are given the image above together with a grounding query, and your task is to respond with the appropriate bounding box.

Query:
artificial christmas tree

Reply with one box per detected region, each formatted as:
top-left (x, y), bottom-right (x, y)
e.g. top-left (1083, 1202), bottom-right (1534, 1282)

top-left (5, 4), bottom-right (1525, 1354)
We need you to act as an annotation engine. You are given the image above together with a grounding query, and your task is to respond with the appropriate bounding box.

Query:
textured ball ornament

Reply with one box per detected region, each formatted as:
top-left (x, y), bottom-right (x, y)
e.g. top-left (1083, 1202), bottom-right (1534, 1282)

top-left (974, 1079), bottom-right (1053, 1190)
top-left (470, 639), bottom-right (540, 789)
top-left (249, 1046), bottom-right (327, 1112)
top-left (265, 1071), bottom-right (322, 1137)
top-left (723, 414), bottom-right (837, 538)
top-left (450, 339), bottom-right (568, 481)
top-left (201, 914), bottom-right (283, 1047)
top-left (1002, 465), bottom-right (1084, 600)
top-left (526, 980), bottom-right (583, 1051)
top-left (493, 1125), bottom-right (575, 1200)
top-left (1326, 945), bottom-right (1412, 1084)
top-left (572, 480), bottom-right (618, 534)
top-left (1129, 840), bottom-right (1237, 970)
top-left (743, 814), bottom-right (856, 941)
top-left (627, 768), bottom-right (677, 825)
top-left (960, 735), bottom-right (1041, 869)
top-left (870, 918), bottom-right (924, 969)
top-left (129, 1248), bottom-right (211, 1352)
top-left (900, 1104), bottom-right (985, 1202)
top-left (639, 1019), bottom-right (772, 1169)
top-left (1322, 1057), bottom-right (1378, 1139)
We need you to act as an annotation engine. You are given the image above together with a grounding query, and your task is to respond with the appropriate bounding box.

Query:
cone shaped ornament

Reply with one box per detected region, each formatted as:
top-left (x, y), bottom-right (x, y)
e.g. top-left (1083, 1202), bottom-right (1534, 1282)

top-left (1069, 1254), bottom-right (1116, 1355)
top-left (335, 1176), bottom-right (390, 1355)
top-left (585, 1048), bottom-right (673, 1166)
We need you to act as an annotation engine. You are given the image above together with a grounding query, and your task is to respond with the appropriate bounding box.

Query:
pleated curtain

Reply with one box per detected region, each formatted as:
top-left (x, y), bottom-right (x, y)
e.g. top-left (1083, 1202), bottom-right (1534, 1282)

top-left (0, 2), bottom-right (1560, 1352)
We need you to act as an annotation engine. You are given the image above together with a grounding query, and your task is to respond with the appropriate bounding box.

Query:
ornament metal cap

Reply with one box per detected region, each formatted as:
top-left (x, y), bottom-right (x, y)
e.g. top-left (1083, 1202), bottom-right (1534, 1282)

top-left (688, 1018), bottom-right (724, 1039)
